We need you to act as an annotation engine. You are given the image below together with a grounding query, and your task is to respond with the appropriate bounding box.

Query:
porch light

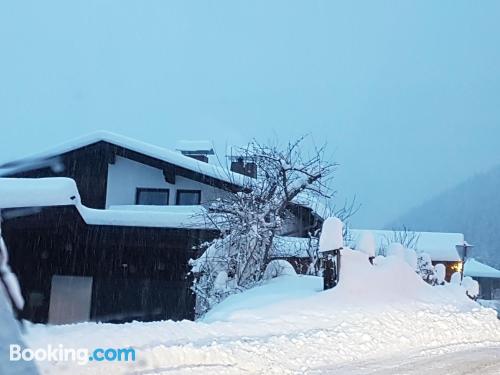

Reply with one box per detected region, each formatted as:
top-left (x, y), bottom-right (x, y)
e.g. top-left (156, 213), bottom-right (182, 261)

top-left (450, 261), bottom-right (463, 273)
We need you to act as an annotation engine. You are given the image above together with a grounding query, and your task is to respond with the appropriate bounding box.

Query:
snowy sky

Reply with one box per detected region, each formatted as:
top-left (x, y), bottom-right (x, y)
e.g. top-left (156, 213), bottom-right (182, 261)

top-left (1, 1), bottom-right (499, 228)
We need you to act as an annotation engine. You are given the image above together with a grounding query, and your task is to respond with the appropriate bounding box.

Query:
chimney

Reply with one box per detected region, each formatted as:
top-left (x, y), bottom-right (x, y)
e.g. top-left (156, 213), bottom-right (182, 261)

top-left (176, 140), bottom-right (214, 163)
top-left (228, 152), bottom-right (257, 178)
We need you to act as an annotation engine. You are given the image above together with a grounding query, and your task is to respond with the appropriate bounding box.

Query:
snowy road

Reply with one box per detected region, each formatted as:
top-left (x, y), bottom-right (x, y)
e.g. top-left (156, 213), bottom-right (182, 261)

top-left (315, 344), bottom-right (500, 375)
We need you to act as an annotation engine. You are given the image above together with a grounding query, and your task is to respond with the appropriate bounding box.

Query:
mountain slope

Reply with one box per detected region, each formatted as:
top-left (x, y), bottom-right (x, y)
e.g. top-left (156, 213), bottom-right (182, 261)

top-left (390, 165), bottom-right (500, 268)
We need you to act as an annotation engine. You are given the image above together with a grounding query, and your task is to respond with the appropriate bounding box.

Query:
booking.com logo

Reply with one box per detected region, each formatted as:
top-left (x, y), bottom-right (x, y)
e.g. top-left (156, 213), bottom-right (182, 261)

top-left (10, 344), bottom-right (136, 365)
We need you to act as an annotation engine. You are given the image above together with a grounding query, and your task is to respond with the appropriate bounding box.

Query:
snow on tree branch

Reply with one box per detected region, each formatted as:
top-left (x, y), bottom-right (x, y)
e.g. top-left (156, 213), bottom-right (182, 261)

top-left (190, 136), bottom-right (336, 316)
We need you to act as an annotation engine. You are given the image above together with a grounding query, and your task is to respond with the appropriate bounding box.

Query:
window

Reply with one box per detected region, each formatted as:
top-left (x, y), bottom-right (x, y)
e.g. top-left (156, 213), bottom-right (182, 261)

top-left (176, 190), bottom-right (201, 205)
top-left (135, 188), bottom-right (170, 205)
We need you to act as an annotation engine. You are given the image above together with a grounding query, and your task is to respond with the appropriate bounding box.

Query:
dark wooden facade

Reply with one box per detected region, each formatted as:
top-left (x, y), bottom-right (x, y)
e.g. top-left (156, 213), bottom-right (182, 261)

top-left (5, 143), bottom-right (111, 209)
top-left (1, 205), bottom-right (218, 323)
top-left (0, 140), bottom-right (238, 323)
top-left (1, 138), bottom-right (318, 323)
top-left (474, 277), bottom-right (500, 300)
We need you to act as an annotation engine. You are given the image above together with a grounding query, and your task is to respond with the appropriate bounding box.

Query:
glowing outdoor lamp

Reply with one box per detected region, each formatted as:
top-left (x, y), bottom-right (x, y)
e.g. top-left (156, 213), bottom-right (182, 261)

top-left (455, 242), bottom-right (473, 277)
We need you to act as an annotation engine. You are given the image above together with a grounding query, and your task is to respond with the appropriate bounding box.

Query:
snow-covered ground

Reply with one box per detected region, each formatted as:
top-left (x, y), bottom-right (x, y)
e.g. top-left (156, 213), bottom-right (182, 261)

top-left (23, 250), bottom-right (500, 375)
top-left (314, 344), bottom-right (500, 374)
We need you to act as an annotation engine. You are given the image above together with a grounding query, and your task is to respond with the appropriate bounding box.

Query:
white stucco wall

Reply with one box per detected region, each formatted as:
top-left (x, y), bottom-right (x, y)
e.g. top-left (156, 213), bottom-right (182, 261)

top-left (105, 156), bottom-right (227, 207)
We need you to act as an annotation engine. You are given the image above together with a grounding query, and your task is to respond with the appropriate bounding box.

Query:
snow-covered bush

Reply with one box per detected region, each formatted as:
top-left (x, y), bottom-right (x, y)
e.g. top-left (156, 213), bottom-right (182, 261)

top-left (462, 276), bottom-right (479, 300)
top-left (356, 230), bottom-right (376, 258)
top-left (263, 260), bottom-right (297, 280)
top-left (386, 243), bottom-right (405, 259)
top-left (434, 263), bottom-right (446, 285)
top-left (213, 271), bottom-right (229, 292)
top-left (450, 272), bottom-right (462, 285)
top-left (304, 235), bottom-right (320, 275)
top-left (190, 137), bottom-right (335, 316)
top-left (416, 252), bottom-right (436, 284)
top-left (403, 248), bottom-right (418, 270)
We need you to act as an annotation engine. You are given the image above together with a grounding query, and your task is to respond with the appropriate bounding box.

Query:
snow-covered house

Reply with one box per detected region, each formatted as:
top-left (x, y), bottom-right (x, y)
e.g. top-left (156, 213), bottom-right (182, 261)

top-left (464, 259), bottom-right (500, 300)
top-left (348, 230), bottom-right (468, 280)
top-left (272, 229), bottom-right (470, 281)
top-left (0, 131), bottom-right (319, 324)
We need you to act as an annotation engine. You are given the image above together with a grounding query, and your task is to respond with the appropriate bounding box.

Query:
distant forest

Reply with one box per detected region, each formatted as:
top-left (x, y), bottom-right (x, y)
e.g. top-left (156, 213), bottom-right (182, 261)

top-left (390, 165), bottom-right (500, 269)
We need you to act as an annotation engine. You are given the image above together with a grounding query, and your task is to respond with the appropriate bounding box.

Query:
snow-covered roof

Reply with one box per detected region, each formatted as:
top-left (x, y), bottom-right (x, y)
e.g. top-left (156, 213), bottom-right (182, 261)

top-left (0, 131), bottom-right (244, 186)
top-left (291, 192), bottom-right (330, 219)
top-left (0, 177), bottom-right (80, 208)
top-left (349, 229), bottom-right (464, 262)
top-left (80, 205), bottom-right (213, 229)
top-left (271, 229), bottom-right (465, 262)
top-left (272, 236), bottom-right (312, 258)
top-left (0, 177), bottom-right (213, 229)
top-left (464, 258), bottom-right (500, 279)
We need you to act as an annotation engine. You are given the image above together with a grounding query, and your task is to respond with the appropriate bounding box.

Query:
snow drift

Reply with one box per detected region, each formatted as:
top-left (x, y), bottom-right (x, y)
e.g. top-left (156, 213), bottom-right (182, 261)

top-left (25, 249), bottom-right (500, 375)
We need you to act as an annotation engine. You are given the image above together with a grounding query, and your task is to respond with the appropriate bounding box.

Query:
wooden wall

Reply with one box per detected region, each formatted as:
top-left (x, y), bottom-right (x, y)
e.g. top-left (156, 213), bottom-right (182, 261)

top-left (6, 142), bottom-right (111, 209)
top-left (1, 205), bottom-right (218, 323)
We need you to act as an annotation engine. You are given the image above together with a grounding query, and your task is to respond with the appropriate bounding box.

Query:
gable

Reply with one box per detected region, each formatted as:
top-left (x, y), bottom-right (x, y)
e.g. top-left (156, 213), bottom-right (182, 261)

top-left (0, 131), bottom-right (244, 191)
top-left (106, 155), bottom-right (230, 208)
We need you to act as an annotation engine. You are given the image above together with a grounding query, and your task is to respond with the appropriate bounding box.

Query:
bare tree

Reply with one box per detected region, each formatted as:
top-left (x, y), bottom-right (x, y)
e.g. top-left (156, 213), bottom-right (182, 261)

top-left (190, 136), bottom-right (335, 315)
top-left (378, 225), bottom-right (420, 256)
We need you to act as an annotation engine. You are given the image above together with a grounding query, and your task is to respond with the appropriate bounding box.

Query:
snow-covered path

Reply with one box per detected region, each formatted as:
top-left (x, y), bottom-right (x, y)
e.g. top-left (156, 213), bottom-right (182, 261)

top-left (317, 344), bottom-right (500, 375)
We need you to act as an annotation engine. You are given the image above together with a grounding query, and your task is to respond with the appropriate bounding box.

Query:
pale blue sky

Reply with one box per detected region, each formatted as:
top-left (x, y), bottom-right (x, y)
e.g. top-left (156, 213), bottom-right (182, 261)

top-left (1, 1), bottom-right (499, 227)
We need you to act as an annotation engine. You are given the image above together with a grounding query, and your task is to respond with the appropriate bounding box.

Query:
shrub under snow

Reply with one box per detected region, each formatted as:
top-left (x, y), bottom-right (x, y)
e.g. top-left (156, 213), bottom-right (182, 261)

top-left (416, 252), bottom-right (436, 284)
top-left (386, 243), bottom-right (405, 259)
top-left (462, 276), bottom-right (480, 299)
top-left (450, 271), bottom-right (462, 285)
top-left (356, 230), bottom-right (376, 258)
top-left (263, 260), bottom-right (297, 280)
top-left (403, 248), bottom-right (418, 270)
top-left (434, 263), bottom-right (446, 285)
top-left (213, 271), bottom-right (229, 293)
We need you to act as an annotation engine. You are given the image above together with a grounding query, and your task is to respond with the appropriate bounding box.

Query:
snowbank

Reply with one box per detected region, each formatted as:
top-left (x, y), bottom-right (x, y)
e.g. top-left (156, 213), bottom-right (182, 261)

top-left (24, 249), bottom-right (500, 374)
top-left (204, 274), bottom-right (319, 323)
top-left (262, 259), bottom-right (296, 280)
top-left (356, 230), bottom-right (376, 257)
